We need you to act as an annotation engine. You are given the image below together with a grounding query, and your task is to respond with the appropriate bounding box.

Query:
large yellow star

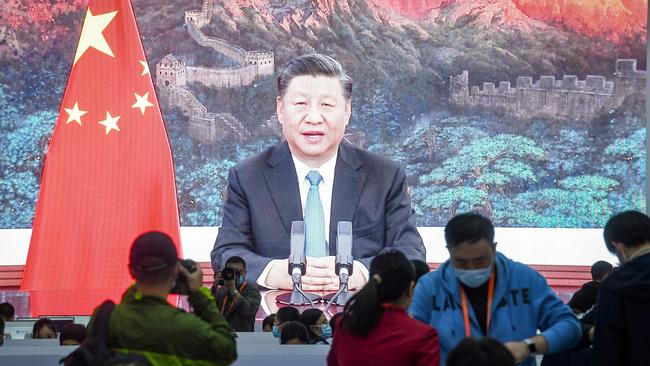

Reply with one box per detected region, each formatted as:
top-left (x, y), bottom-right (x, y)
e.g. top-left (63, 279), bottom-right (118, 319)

top-left (131, 92), bottom-right (154, 115)
top-left (63, 102), bottom-right (87, 126)
top-left (73, 9), bottom-right (118, 65)
top-left (139, 60), bottom-right (150, 76)
top-left (98, 112), bottom-right (121, 135)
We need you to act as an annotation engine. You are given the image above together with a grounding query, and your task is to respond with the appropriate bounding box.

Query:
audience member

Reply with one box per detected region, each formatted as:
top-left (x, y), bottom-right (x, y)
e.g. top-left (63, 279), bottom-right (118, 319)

top-left (273, 306), bottom-right (300, 338)
top-left (447, 338), bottom-right (515, 366)
top-left (88, 231), bottom-right (236, 366)
top-left (329, 312), bottom-right (342, 334)
top-left (568, 260), bottom-right (612, 314)
top-left (280, 321), bottom-right (310, 345)
top-left (103, 353), bottom-right (153, 366)
top-left (0, 302), bottom-right (15, 321)
top-left (412, 259), bottom-right (430, 282)
top-left (33, 317), bottom-right (57, 339)
top-left (59, 323), bottom-right (86, 346)
top-left (299, 308), bottom-right (331, 344)
top-left (328, 250), bottom-right (440, 366)
top-left (262, 314), bottom-right (276, 332)
top-left (409, 213), bottom-right (581, 365)
top-left (212, 256), bottom-right (262, 332)
top-left (593, 211), bottom-right (650, 366)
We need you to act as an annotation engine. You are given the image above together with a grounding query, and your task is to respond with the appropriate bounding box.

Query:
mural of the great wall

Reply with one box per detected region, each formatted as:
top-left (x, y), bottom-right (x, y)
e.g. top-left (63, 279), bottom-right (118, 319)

top-left (0, 0), bottom-right (647, 228)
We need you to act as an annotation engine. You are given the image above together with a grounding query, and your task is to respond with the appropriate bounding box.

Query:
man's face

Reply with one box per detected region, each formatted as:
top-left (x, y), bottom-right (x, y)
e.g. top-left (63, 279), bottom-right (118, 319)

top-left (277, 74), bottom-right (351, 167)
top-left (448, 238), bottom-right (496, 270)
top-left (227, 262), bottom-right (246, 281)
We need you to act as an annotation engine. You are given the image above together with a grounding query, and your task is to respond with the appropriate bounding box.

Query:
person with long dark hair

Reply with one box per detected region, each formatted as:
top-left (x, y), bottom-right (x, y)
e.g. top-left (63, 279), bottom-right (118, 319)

top-left (299, 308), bottom-right (331, 344)
top-left (327, 250), bottom-right (440, 366)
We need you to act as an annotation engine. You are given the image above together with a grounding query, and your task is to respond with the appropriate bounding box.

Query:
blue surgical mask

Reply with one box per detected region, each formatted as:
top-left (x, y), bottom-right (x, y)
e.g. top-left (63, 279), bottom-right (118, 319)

top-left (453, 266), bottom-right (492, 288)
top-left (272, 325), bottom-right (281, 338)
top-left (320, 324), bottom-right (332, 339)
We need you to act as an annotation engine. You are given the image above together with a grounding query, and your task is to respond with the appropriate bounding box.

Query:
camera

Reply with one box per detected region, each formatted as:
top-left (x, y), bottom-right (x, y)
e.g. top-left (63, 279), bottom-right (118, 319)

top-left (218, 267), bottom-right (240, 286)
top-left (170, 259), bottom-right (198, 295)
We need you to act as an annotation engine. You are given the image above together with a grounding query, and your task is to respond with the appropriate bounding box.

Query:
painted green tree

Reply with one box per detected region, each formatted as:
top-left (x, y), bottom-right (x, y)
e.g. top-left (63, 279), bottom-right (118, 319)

top-left (417, 133), bottom-right (544, 221)
top-left (495, 175), bottom-right (619, 227)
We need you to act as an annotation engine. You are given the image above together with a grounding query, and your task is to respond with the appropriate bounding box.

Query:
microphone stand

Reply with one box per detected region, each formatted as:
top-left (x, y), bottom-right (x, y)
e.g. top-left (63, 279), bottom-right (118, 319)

top-left (285, 267), bottom-right (320, 307)
top-left (324, 267), bottom-right (353, 312)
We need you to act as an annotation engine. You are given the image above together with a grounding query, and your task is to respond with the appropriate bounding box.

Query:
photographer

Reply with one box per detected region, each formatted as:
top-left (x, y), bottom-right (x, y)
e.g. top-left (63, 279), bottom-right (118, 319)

top-left (212, 256), bottom-right (262, 332)
top-left (89, 231), bottom-right (237, 366)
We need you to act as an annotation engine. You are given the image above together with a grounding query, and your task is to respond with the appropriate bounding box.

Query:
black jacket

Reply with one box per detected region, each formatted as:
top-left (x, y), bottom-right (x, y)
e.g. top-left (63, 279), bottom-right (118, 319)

top-left (593, 251), bottom-right (650, 366)
top-left (213, 281), bottom-right (261, 332)
top-left (568, 280), bottom-right (599, 313)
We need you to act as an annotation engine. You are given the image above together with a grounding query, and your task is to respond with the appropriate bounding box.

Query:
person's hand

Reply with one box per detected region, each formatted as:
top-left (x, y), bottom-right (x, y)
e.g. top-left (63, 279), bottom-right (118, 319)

top-left (213, 270), bottom-right (222, 285)
top-left (225, 278), bottom-right (237, 292)
top-left (179, 264), bottom-right (204, 294)
top-left (504, 341), bottom-right (531, 364)
top-left (265, 257), bottom-right (341, 291)
top-left (588, 326), bottom-right (595, 342)
top-left (302, 256), bottom-right (339, 291)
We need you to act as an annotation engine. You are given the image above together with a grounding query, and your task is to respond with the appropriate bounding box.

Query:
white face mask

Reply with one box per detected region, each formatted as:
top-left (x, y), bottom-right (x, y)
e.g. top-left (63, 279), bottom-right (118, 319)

top-left (453, 266), bottom-right (492, 288)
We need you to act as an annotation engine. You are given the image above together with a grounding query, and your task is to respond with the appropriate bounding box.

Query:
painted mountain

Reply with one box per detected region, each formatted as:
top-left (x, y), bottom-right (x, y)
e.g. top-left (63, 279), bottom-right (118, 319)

top-left (0, 0), bottom-right (647, 228)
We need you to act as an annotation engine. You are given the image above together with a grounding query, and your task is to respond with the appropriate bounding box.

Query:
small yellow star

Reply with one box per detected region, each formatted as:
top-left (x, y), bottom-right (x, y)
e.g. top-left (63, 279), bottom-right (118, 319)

top-left (98, 111), bottom-right (121, 135)
top-left (73, 9), bottom-right (118, 65)
top-left (131, 92), bottom-right (154, 115)
top-left (139, 60), bottom-right (150, 76)
top-left (63, 102), bottom-right (87, 126)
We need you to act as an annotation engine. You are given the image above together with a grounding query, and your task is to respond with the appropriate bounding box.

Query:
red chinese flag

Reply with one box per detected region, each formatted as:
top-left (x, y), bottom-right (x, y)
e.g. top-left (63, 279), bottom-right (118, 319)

top-left (21, 0), bottom-right (182, 316)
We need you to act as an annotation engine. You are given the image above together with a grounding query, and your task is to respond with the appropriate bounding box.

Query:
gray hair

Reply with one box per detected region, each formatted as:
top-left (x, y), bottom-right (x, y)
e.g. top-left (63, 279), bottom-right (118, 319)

top-left (277, 53), bottom-right (353, 100)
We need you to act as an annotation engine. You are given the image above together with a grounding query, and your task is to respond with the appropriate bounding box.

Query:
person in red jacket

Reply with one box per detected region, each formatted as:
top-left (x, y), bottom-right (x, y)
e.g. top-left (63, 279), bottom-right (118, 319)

top-left (327, 250), bottom-right (440, 366)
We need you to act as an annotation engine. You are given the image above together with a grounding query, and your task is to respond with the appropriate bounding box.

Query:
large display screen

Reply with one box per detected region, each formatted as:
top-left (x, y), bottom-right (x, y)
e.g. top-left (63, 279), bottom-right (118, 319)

top-left (0, 0), bottom-right (647, 229)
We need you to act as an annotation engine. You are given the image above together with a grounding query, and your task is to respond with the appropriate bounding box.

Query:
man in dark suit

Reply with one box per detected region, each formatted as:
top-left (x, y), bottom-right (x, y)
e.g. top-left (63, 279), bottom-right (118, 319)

top-left (211, 54), bottom-right (425, 291)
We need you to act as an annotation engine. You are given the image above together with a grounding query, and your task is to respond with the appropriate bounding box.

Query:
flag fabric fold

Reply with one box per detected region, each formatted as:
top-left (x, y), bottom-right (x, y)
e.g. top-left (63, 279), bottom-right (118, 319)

top-left (21, 0), bottom-right (181, 316)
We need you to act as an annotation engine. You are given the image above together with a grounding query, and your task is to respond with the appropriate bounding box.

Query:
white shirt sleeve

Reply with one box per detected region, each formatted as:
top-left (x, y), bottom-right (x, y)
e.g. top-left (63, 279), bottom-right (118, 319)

top-left (256, 259), bottom-right (283, 289)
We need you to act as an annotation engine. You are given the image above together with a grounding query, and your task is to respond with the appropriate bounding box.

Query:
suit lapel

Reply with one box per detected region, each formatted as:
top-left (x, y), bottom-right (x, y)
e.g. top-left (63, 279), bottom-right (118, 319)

top-left (264, 142), bottom-right (302, 235)
top-left (329, 143), bottom-right (367, 254)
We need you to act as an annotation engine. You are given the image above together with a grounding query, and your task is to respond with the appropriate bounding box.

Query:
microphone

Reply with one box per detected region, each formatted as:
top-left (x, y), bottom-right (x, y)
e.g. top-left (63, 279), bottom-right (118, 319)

top-left (275, 220), bottom-right (321, 306)
top-left (324, 221), bottom-right (355, 308)
top-left (288, 221), bottom-right (306, 279)
top-left (336, 221), bottom-right (354, 280)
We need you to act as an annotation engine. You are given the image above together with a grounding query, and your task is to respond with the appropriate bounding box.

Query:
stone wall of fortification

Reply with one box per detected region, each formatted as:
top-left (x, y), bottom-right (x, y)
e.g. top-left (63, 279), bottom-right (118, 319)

top-left (449, 59), bottom-right (646, 120)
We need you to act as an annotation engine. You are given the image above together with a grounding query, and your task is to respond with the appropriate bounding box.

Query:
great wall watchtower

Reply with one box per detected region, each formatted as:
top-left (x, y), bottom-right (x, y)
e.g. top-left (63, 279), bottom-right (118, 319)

top-left (156, 54), bottom-right (186, 88)
top-left (449, 59), bottom-right (646, 120)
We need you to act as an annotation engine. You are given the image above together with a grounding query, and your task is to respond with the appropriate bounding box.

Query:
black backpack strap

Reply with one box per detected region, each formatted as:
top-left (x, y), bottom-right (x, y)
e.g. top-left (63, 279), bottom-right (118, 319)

top-left (91, 300), bottom-right (116, 343)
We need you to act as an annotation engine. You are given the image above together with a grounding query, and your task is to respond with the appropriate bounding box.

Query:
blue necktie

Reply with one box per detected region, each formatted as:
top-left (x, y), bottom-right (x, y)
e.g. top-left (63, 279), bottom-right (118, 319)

top-left (304, 170), bottom-right (327, 257)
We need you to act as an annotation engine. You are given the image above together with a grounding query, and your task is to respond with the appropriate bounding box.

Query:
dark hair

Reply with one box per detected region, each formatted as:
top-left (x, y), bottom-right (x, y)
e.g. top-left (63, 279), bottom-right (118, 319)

top-left (447, 337), bottom-right (516, 366)
top-left (299, 308), bottom-right (325, 342)
top-left (276, 306), bottom-right (300, 324)
top-left (59, 323), bottom-right (86, 345)
top-left (262, 314), bottom-right (276, 331)
top-left (445, 213), bottom-right (495, 248)
top-left (32, 317), bottom-right (57, 338)
top-left (340, 250), bottom-right (415, 337)
top-left (280, 321), bottom-right (310, 345)
top-left (277, 53), bottom-right (352, 100)
top-left (603, 210), bottom-right (650, 253)
top-left (225, 256), bottom-right (246, 270)
top-left (0, 302), bottom-right (15, 320)
top-left (103, 353), bottom-right (153, 366)
top-left (411, 259), bottom-right (430, 282)
top-left (591, 260), bottom-right (613, 281)
top-left (329, 312), bottom-right (343, 334)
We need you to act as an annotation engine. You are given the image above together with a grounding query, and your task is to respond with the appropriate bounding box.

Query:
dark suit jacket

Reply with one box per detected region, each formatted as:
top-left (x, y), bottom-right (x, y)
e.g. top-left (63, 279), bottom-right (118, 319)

top-left (211, 141), bottom-right (426, 282)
